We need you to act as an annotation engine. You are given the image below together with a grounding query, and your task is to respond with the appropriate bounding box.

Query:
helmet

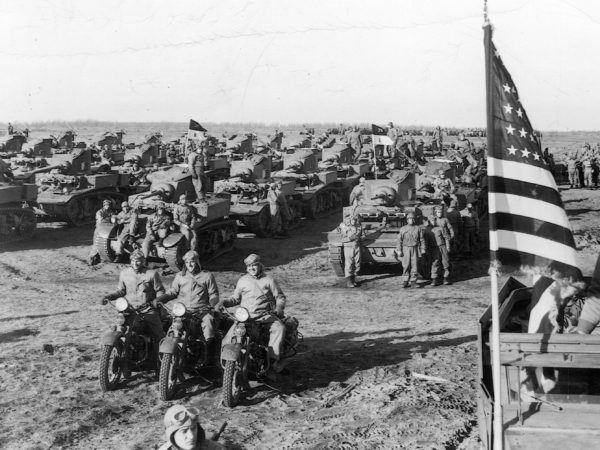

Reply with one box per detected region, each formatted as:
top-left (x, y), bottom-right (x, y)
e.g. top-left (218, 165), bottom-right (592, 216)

top-left (163, 405), bottom-right (202, 448)
top-left (406, 211), bottom-right (416, 219)
top-left (433, 205), bottom-right (443, 213)
top-left (449, 200), bottom-right (458, 208)
top-left (244, 253), bottom-right (261, 266)
top-left (359, 177), bottom-right (365, 185)
top-left (103, 199), bottom-right (112, 207)
top-left (467, 203), bottom-right (473, 209)
top-left (130, 249), bottom-right (145, 263)
top-left (183, 250), bottom-right (200, 265)
top-left (121, 201), bottom-right (129, 208)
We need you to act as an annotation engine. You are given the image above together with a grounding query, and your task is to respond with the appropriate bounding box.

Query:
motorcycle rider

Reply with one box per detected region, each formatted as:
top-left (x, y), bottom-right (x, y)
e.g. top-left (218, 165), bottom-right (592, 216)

top-left (216, 254), bottom-right (287, 373)
top-left (157, 250), bottom-right (220, 367)
top-left (89, 199), bottom-right (116, 265)
top-left (158, 405), bottom-right (226, 450)
top-left (395, 211), bottom-right (426, 288)
top-left (142, 202), bottom-right (172, 259)
top-left (172, 193), bottom-right (198, 249)
top-left (113, 201), bottom-right (138, 263)
top-left (336, 211), bottom-right (363, 288)
top-left (101, 249), bottom-right (166, 363)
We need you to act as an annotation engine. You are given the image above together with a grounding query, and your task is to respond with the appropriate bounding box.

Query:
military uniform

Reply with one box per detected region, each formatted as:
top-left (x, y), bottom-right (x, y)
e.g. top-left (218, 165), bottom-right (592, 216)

top-left (429, 224), bottom-right (452, 284)
top-left (222, 273), bottom-right (286, 360)
top-left (349, 183), bottom-right (366, 206)
top-left (276, 187), bottom-right (291, 233)
top-left (396, 223), bottom-right (426, 286)
top-left (188, 150), bottom-right (207, 200)
top-left (446, 207), bottom-right (463, 255)
top-left (105, 266), bottom-right (166, 341)
top-left (142, 211), bottom-right (171, 258)
top-left (583, 159), bottom-right (593, 188)
top-left (567, 158), bottom-right (579, 188)
top-left (337, 218), bottom-right (363, 284)
top-left (461, 208), bottom-right (480, 256)
top-left (114, 208), bottom-right (138, 256)
top-left (89, 206), bottom-right (114, 261)
top-left (173, 203), bottom-right (198, 247)
top-left (267, 188), bottom-right (282, 235)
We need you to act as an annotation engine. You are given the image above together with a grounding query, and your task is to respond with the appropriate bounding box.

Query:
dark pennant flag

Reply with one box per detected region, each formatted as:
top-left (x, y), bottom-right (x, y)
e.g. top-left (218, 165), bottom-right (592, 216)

top-left (484, 26), bottom-right (581, 281)
top-left (371, 124), bottom-right (393, 146)
top-left (188, 119), bottom-right (207, 139)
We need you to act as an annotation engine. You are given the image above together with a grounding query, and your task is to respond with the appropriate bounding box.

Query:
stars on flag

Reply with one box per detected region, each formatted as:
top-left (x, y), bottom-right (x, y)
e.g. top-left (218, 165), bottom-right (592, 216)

top-left (503, 104), bottom-right (513, 114)
top-left (521, 148), bottom-right (531, 158)
top-left (516, 108), bottom-right (523, 118)
top-left (505, 124), bottom-right (515, 135)
top-left (507, 145), bottom-right (518, 155)
top-left (503, 83), bottom-right (511, 93)
top-left (494, 49), bottom-right (501, 58)
top-left (519, 128), bottom-right (528, 138)
top-left (532, 152), bottom-right (541, 161)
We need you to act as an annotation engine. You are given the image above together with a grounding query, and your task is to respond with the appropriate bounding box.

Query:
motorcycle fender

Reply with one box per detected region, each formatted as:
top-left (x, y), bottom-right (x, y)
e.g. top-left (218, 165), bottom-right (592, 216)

top-left (163, 233), bottom-right (183, 249)
top-left (220, 343), bottom-right (242, 361)
top-left (159, 337), bottom-right (180, 355)
top-left (96, 222), bottom-right (118, 239)
top-left (101, 330), bottom-right (123, 346)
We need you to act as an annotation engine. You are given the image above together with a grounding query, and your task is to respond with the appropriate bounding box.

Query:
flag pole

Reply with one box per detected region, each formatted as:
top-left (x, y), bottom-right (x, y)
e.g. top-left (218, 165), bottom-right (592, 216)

top-left (483, 15), bottom-right (504, 449)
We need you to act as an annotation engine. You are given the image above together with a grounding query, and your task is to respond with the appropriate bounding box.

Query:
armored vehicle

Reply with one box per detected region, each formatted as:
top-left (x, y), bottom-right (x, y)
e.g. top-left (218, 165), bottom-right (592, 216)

top-left (271, 149), bottom-right (350, 218)
top-left (96, 166), bottom-right (236, 271)
top-left (214, 155), bottom-right (302, 236)
top-left (0, 131), bottom-right (28, 154)
top-left (33, 149), bottom-right (134, 225)
top-left (0, 168), bottom-right (37, 243)
top-left (321, 143), bottom-right (369, 205)
top-left (478, 277), bottom-right (600, 449)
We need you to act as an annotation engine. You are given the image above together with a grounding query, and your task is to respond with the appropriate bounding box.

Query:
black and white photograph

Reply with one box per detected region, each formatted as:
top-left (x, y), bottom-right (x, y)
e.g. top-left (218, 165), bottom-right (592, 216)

top-left (2, 0), bottom-right (600, 448)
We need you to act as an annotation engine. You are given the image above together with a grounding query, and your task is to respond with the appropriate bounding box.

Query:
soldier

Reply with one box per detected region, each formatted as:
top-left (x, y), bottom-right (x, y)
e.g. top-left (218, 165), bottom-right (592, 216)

top-left (395, 211), bottom-right (426, 288)
top-left (583, 158), bottom-right (593, 188)
top-left (349, 177), bottom-right (366, 206)
top-left (188, 144), bottom-right (207, 201)
top-left (347, 126), bottom-right (363, 161)
top-left (113, 201), bottom-right (138, 263)
top-left (267, 182), bottom-right (283, 237)
top-left (157, 251), bottom-right (220, 367)
top-left (158, 405), bottom-right (226, 450)
top-left (567, 154), bottom-right (579, 188)
top-left (275, 181), bottom-right (291, 237)
top-left (336, 212), bottom-right (363, 288)
top-left (142, 202), bottom-right (172, 258)
top-left (172, 193), bottom-right (198, 248)
top-left (166, 144), bottom-right (178, 164)
top-left (445, 200), bottom-right (462, 257)
top-left (433, 169), bottom-right (455, 203)
top-left (101, 250), bottom-right (165, 364)
top-left (89, 199), bottom-right (115, 265)
top-left (432, 126), bottom-right (443, 154)
top-left (455, 132), bottom-right (472, 153)
top-left (430, 205), bottom-right (454, 247)
top-left (7, 122), bottom-right (13, 135)
top-left (427, 215), bottom-right (452, 286)
top-left (461, 203), bottom-right (480, 258)
top-left (216, 254), bottom-right (287, 373)
top-left (129, 160), bottom-right (146, 186)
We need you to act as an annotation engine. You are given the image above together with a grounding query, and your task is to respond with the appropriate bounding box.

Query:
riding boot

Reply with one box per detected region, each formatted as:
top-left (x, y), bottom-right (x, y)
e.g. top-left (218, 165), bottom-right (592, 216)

top-left (197, 338), bottom-right (216, 368)
top-left (350, 275), bottom-right (360, 287)
top-left (345, 277), bottom-right (356, 288)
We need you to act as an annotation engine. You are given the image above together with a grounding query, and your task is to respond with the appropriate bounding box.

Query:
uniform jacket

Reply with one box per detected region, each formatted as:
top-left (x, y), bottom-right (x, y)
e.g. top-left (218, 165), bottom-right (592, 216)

top-left (462, 210), bottom-right (480, 231)
top-left (445, 209), bottom-right (462, 235)
top-left (188, 151), bottom-right (205, 177)
top-left (108, 267), bottom-right (165, 305)
top-left (173, 204), bottom-right (197, 227)
top-left (349, 185), bottom-right (365, 205)
top-left (223, 273), bottom-right (286, 318)
top-left (430, 216), bottom-right (454, 239)
top-left (146, 212), bottom-right (171, 233)
top-left (337, 221), bottom-right (363, 244)
top-left (162, 270), bottom-right (219, 313)
top-left (430, 224), bottom-right (451, 247)
top-left (95, 208), bottom-right (114, 225)
top-left (397, 224), bottom-right (426, 254)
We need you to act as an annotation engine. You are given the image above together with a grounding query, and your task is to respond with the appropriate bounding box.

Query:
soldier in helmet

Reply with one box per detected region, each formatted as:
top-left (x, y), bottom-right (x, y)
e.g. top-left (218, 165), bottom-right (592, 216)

top-left (172, 193), bottom-right (198, 249)
top-left (142, 202), bottom-right (172, 259)
top-left (188, 142), bottom-right (208, 201)
top-left (88, 199), bottom-right (116, 265)
top-left (113, 201), bottom-right (139, 263)
top-left (426, 214), bottom-right (452, 286)
top-left (157, 250), bottom-right (220, 367)
top-left (267, 182), bottom-right (283, 237)
top-left (336, 211), bottom-right (364, 287)
top-left (349, 177), bottom-right (366, 206)
top-left (461, 203), bottom-right (480, 258)
top-left (429, 205), bottom-right (454, 245)
top-left (395, 211), bottom-right (426, 288)
top-left (275, 181), bottom-right (291, 237)
top-left (445, 199), bottom-right (462, 257)
top-left (567, 153), bottom-right (579, 189)
top-left (158, 405), bottom-right (226, 450)
top-left (432, 169), bottom-right (454, 202)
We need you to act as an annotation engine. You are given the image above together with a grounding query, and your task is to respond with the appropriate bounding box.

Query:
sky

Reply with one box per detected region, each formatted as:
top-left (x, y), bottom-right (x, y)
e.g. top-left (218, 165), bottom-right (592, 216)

top-left (1, 0), bottom-right (599, 130)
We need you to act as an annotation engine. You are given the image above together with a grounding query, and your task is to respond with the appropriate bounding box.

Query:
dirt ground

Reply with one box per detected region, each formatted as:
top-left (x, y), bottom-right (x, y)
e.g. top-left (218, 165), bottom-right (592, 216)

top-left (2, 154), bottom-right (600, 448)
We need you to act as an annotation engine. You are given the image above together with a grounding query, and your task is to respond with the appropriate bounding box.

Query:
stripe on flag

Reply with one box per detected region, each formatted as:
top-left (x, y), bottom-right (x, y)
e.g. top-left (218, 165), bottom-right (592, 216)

top-left (489, 231), bottom-right (578, 268)
top-left (488, 193), bottom-right (571, 229)
top-left (487, 156), bottom-right (557, 189)
top-left (490, 212), bottom-right (576, 248)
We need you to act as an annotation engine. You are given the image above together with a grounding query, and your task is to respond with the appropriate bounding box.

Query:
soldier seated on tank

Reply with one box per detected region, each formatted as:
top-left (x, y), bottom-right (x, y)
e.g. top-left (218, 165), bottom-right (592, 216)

top-left (349, 177), bottom-right (366, 206)
top-left (129, 161), bottom-right (147, 186)
top-left (142, 202), bottom-right (172, 258)
top-left (113, 201), bottom-right (139, 263)
top-left (172, 193), bottom-right (198, 249)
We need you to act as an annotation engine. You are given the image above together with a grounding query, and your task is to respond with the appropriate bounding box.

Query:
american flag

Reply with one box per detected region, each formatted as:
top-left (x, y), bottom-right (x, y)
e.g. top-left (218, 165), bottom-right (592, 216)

top-left (484, 28), bottom-right (581, 281)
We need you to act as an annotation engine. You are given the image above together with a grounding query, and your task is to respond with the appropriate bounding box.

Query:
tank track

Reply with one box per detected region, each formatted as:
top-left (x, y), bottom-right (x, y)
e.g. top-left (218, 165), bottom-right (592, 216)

top-left (0, 207), bottom-right (37, 243)
top-left (303, 185), bottom-right (346, 219)
top-left (42, 191), bottom-right (129, 226)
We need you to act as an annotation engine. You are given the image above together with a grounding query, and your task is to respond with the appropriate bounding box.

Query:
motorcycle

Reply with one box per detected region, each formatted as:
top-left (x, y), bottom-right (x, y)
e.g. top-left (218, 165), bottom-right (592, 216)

top-left (220, 307), bottom-right (301, 407)
top-left (98, 297), bottom-right (170, 391)
top-left (158, 302), bottom-right (231, 401)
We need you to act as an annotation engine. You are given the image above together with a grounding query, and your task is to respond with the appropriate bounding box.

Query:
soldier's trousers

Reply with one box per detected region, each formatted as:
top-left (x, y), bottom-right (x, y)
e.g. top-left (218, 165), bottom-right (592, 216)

top-left (569, 170), bottom-right (579, 187)
top-left (192, 175), bottom-right (207, 200)
top-left (143, 309), bottom-right (166, 341)
top-left (223, 314), bottom-right (285, 360)
top-left (585, 169), bottom-right (593, 187)
top-left (431, 245), bottom-right (450, 280)
top-left (343, 242), bottom-right (361, 277)
top-left (270, 209), bottom-right (282, 234)
top-left (189, 310), bottom-right (215, 340)
top-left (401, 246), bottom-right (419, 283)
top-left (463, 227), bottom-right (477, 254)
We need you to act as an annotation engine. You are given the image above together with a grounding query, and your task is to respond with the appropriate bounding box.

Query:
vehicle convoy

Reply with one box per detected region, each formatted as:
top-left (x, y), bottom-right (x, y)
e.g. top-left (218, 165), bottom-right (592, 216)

top-left (214, 154), bottom-right (302, 236)
top-left (270, 149), bottom-right (350, 218)
top-left (326, 174), bottom-right (443, 277)
top-left (31, 149), bottom-right (134, 226)
top-left (158, 302), bottom-right (231, 401)
top-left (96, 166), bottom-right (236, 271)
top-left (220, 306), bottom-right (301, 407)
top-left (320, 143), bottom-right (369, 204)
top-left (478, 278), bottom-right (600, 449)
top-left (0, 176), bottom-right (38, 243)
top-left (99, 296), bottom-right (170, 392)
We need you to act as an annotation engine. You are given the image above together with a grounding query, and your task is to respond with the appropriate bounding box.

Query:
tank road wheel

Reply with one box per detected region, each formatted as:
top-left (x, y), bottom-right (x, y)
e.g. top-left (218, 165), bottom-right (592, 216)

top-left (222, 360), bottom-right (242, 408)
top-left (99, 344), bottom-right (123, 392)
top-left (159, 353), bottom-right (180, 401)
top-left (96, 232), bottom-right (116, 263)
top-left (165, 239), bottom-right (188, 272)
top-left (65, 199), bottom-right (86, 226)
top-left (328, 245), bottom-right (345, 277)
top-left (16, 209), bottom-right (36, 239)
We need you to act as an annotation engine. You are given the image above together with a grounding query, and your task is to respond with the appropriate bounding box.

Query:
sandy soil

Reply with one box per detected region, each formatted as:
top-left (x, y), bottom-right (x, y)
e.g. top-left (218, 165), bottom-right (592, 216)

top-left (2, 174), bottom-right (599, 448)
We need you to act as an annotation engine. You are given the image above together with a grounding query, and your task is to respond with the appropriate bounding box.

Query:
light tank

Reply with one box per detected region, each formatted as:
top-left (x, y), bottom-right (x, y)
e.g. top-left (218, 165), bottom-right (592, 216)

top-left (214, 155), bottom-right (302, 236)
top-left (0, 131), bottom-right (28, 154)
top-left (271, 149), bottom-right (349, 218)
top-left (33, 149), bottom-right (134, 226)
top-left (96, 166), bottom-right (236, 271)
top-left (0, 163), bottom-right (37, 242)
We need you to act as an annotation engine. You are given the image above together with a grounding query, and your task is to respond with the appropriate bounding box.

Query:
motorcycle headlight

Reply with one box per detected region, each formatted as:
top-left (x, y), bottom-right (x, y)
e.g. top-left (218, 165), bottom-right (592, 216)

top-left (172, 302), bottom-right (187, 317)
top-left (234, 307), bottom-right (250, 322)
top-left (115, 297), bottom-right (129, 312)
top-left (252, 196), bottom-right (258, 203)
top-left (116, 314), bottom-right (126, 325)
top-left (62, 187), bottom-right (69, 194)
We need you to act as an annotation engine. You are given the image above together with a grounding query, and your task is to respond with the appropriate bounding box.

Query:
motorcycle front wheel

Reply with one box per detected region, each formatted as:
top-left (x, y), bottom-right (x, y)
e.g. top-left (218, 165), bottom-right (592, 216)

top-left (159, 353), bottom-right (179, 401)
top-left (99, 344), bottom-right (123, 391)
top-left (222, 360), bottom-right (242, 407)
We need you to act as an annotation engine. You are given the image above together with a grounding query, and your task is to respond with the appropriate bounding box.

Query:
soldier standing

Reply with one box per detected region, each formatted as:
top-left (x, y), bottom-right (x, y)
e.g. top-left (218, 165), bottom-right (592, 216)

top-left (347, 126), bottom-right (363, 161)
top-left (427, 216), bottom-right (452, 286)
top-left (172, 193), bottom-right (198, 249)
top-left (142, 202), bottom-right (172, 258)
top-left (567, 154), bottom-right (579, 188)
top-left (461, 203), bottom-right (480, 258)
top-left (188, 144), bottom-right (207, 201)
top-left (349, 177), bottom-right (366, 206)
top-left (337, 212), bottom-right (363, 288)
top-left (267, 183), bottom-right (283, 237)
top-left (583, 158), bottom-right (593, 188)
top-left (89, 199), bottom-right (115, 265)
top-left (275, 181), bottom-right (291, 237)
top-left (395, 211), bottom-right (426, 288)
top-left (113, 201), bottom-right (138, 263)
top-left (445, 200), bottom-right (462, 257)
